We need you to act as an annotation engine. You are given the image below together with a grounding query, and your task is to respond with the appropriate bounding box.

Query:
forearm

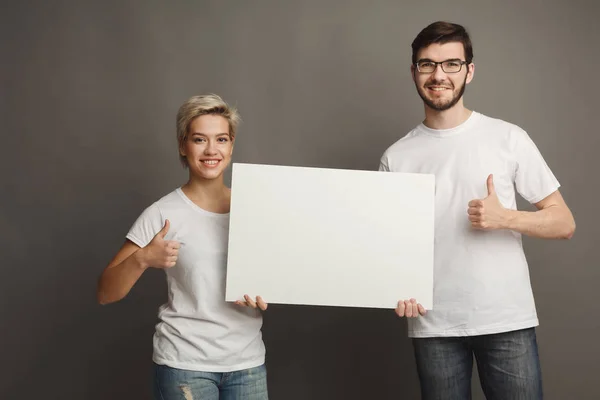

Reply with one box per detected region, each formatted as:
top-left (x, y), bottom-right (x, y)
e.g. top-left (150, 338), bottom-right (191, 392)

top-left (97, 249), bottom-right (149, 305)
top-left (503, 205), bottom-right (575, 239)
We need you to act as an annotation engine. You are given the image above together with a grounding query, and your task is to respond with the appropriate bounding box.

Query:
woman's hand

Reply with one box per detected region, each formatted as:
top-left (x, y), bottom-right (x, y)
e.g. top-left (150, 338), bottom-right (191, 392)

top-left (235, 295), bottom-right (268, 311)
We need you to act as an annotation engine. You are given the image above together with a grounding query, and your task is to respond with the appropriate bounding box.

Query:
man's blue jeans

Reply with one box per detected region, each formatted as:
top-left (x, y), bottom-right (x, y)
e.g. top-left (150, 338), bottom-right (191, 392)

top-left (153, 363), bottom-right (268, 400)
top-left (412, 328), bottom-right (543, 400)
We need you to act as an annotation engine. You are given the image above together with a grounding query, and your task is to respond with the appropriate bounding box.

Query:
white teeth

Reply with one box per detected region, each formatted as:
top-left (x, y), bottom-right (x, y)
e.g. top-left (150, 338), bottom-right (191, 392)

top-left (203, 160), bottom-right (218, 165)
top-left (430, 87), bottom-right (448, 91)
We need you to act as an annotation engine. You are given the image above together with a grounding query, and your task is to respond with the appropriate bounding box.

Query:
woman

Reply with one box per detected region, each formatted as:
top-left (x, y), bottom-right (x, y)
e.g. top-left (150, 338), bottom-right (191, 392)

top-left (97, 94), bottom-right (269, 399)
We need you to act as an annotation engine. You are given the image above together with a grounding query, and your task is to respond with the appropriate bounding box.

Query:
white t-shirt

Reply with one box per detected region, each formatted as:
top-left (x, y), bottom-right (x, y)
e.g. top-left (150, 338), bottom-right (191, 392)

top-left (379, 111), bottom-right (560, 338)
top-left (126, 188), bottom-right (265, 371)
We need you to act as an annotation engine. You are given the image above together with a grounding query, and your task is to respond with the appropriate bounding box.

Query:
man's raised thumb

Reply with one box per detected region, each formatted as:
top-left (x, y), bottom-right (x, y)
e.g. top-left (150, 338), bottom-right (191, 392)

top-left (486, 174), bottom-right (496, 196)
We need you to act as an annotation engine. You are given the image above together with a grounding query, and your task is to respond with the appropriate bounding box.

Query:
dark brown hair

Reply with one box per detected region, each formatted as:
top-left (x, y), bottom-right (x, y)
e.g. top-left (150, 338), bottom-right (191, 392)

top-left (411, 21), bottom-right (473, 64)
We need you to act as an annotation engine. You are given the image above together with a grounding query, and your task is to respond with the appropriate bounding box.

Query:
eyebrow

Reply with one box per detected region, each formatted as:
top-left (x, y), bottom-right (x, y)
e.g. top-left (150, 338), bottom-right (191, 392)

top-left (190, 132), bottom-right (230, 137)
top-left (417, 58), bottom-right (462, 63)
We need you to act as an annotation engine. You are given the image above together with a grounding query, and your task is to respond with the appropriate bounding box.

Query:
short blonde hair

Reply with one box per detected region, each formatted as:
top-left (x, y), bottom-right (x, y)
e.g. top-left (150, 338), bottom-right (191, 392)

top-left (176, 93), bottom-right (241, 167)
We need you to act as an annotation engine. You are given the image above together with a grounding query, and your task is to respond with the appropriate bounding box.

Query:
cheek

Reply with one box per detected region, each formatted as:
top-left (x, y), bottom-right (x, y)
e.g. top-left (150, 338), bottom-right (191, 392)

top-left (224, 142), bottom-right (234, 156)
top-left (183, 142), bottom-right (205, 159)
top-left (415, 76), bottom-right (428, 88)
top-left (182, 142), bottom-right (194, 156)
top-left (450, 77), bottom-right (464, 89)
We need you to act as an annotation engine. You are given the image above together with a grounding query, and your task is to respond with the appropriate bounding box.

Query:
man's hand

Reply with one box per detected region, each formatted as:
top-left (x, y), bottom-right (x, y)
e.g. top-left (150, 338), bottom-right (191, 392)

top-left (139, 220), bottom-right (181, 269)
top-left (395, 298), bottom-right (426, 318)
top-left (235, 295), bottom-right (268, 311)
top-left (468, 174), bottom-right (509, 230)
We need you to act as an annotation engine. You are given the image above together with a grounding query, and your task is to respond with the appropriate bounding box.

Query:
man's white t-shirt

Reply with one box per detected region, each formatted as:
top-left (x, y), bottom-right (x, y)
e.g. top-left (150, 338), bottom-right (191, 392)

top-left (126, 188), bottom-right (265, 371)
top-left (379, 111), bottom-right (559, 338)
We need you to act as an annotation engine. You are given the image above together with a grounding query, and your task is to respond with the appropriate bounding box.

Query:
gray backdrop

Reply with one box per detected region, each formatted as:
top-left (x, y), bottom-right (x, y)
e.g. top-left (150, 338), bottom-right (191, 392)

top-left (2, 0), bottom-right (598, 399)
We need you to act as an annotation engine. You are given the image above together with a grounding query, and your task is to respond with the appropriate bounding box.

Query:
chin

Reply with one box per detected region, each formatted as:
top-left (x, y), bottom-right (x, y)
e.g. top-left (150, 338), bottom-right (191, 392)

top-left (200, 171), bottom-right (224, 180)
top-left (433, 101), bottom-right (453, 109)
top-left (189, 168), bottom-right (224, 181)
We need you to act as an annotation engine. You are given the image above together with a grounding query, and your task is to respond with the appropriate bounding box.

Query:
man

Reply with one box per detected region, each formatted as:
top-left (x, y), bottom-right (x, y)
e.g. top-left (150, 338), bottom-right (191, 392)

top-left (379, 21), bottom-right (575, 399)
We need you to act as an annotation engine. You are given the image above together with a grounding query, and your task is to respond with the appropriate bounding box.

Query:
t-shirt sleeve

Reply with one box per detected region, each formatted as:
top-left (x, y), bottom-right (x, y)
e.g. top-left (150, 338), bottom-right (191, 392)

top-left (378, 154), bottom-right (390, 172)
top-left (126, 203), bottom-right (164, 248)
top-left (512, 127), bottom-right (560, 204)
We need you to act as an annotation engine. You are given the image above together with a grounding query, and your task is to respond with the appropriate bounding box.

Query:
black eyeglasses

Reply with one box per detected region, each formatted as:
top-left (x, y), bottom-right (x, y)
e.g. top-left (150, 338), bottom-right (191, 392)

top-left (415, 59), bottom-right (468, 74)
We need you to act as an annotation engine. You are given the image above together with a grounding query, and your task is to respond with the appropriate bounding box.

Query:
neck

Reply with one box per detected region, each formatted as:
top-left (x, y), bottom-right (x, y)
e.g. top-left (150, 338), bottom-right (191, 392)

top-left (423, 102), bottom-right (472, 130)
top-left (181, 174), bottom-right (231, 213)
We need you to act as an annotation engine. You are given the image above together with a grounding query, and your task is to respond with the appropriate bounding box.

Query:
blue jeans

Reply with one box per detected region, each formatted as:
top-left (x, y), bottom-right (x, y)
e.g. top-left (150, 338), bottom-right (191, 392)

top-left (153, 363), bottom-right (268, 400)
top-left (412, 328), bottom-right (543, 400)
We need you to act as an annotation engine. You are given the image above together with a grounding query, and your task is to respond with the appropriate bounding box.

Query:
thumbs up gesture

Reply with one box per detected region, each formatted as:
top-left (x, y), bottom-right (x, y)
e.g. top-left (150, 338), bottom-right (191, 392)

top-left (467, 174), bottom-right (508, 230)
top-left (141, 220), bottom-right (181, 269)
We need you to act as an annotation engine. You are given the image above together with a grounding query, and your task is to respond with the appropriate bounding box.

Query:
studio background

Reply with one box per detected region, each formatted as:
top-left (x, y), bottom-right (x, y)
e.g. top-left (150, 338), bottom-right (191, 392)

top-left (2, 1), bottom-right (598, 399)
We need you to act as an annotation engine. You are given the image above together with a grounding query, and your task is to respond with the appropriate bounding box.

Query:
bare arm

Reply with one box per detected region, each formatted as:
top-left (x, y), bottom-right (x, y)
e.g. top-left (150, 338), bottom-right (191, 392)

top-left (97, 241), bottom-right (149, 305)
top-left (97, 220), bottom-right (179, 305)
top-left (504, 190), bottom-right (575, 239)
top-left (468, 175), bottom-right (575, 240)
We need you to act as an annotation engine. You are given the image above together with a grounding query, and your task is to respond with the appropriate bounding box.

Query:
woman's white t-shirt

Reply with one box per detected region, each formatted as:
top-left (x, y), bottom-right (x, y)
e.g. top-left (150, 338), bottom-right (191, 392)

top-left (126, 188), bottom-right (265, 371)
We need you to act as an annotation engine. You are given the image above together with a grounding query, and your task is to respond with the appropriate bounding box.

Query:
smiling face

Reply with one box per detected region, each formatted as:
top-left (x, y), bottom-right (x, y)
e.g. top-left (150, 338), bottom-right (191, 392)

top-left (179, 114), bottom-right (234, 181)
top-left (412, 42), bottom-right (474, 112)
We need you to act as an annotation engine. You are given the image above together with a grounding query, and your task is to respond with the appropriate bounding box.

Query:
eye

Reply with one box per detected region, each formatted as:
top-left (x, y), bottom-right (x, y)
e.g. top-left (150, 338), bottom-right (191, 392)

top-left (193, 137), bottom-right (205, 143)
top-left (420, 61), bottom-right (435, 68)
top-left (445, 61), bottom-right (460, 68)
top-left (217, 137), bottom-right (229, 143)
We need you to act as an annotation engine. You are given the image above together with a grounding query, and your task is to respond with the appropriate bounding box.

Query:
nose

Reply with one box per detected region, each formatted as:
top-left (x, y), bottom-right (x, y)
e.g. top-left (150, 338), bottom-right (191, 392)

top-left (204, 140), bottom-right (217, 155)
top-left (431, 63), bottom-right (447, 82)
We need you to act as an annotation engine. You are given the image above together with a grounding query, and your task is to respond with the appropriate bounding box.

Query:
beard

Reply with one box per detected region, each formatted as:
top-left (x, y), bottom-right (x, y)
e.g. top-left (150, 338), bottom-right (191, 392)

top-left (415, 73), bottom-right (468, 111)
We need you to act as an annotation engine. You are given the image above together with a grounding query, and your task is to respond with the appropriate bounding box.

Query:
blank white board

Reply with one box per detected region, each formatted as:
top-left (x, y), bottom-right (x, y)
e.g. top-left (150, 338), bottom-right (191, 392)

top-left (225, 163), bottom-right (435, 309)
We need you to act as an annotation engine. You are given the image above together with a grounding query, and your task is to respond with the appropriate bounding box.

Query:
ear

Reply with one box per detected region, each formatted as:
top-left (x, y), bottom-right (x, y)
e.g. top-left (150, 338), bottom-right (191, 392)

top-left (230, 136), bottom-right (235, 154)
top-left (466, 63), bottom-right (475, 84)
top-left (410, 64), bottom-right (416, 81)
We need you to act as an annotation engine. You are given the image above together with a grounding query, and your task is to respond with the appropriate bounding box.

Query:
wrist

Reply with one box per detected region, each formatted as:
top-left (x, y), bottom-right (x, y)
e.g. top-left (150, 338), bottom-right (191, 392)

top-left (134, 248), bottom-right (150, 270)
top-left (502, 209), bottom-right (518, 230)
